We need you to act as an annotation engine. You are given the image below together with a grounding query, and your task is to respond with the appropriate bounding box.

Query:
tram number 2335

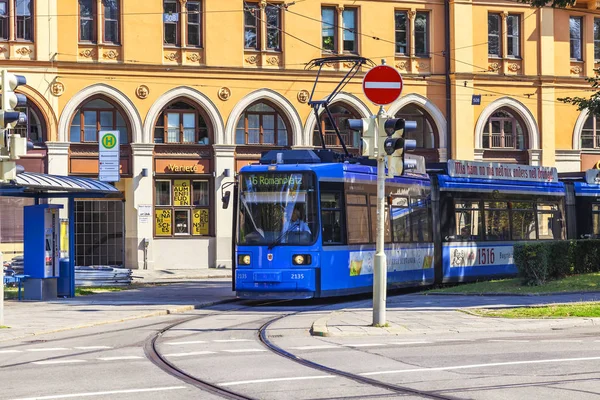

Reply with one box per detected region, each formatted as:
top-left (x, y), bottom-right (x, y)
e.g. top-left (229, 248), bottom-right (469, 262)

top-left (477, 248), bottom-right (495, 265)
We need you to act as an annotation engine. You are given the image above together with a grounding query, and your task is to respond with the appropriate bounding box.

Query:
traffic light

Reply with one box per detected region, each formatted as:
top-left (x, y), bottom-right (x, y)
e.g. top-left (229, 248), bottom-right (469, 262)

top-left (382, 118), bottom-right (417, 177)
top-left (0, 70), bottom-right (27, 129)
top-left (344, 116), bottom-right (377, 157)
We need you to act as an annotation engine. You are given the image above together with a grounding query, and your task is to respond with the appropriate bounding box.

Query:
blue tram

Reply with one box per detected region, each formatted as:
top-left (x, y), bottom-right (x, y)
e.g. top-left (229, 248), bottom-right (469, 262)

top-left (233, 151), bottom-right (567, 299)
top-left (561, 169), bottom-right (600, 240)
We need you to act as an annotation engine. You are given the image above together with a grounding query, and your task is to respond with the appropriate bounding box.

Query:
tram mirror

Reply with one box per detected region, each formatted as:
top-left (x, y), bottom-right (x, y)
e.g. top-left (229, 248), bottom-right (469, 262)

top-left (222, 191), bottom-right (231, 209)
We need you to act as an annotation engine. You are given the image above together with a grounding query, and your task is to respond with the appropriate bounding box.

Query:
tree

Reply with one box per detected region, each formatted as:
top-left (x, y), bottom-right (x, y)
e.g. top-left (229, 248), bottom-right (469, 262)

top-left (558, 71), bottom-right (600, 116)
top-left (517, 0), bottom-right (575, 7)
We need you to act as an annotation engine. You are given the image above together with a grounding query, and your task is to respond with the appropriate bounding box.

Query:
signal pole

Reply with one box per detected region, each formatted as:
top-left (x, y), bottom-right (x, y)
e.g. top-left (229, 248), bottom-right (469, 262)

top-left (373, 105), bottom-right (388, 326)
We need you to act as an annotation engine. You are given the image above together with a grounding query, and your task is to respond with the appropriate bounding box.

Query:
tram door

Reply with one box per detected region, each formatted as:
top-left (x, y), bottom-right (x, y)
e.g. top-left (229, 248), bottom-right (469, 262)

top-left (74, 200), bottom-right (125, 267)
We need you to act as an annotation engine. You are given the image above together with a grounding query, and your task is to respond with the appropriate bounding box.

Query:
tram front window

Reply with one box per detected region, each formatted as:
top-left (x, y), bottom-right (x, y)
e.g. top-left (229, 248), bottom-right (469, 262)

top-left (238, 172), bottom-right (318, 245)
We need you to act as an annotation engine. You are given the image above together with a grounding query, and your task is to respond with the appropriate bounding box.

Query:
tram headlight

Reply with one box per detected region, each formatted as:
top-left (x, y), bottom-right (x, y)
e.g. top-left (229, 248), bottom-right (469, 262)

top-left (292, 254), bottom-right (311, 265)
top-left (238, 254), bottom-right (251, 265)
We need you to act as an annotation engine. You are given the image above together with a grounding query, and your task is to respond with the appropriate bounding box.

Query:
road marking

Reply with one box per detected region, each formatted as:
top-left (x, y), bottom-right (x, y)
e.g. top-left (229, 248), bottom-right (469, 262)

top-left (390, 341), bottom-right (430, 345)
top-left (435, 339), bottom-right (469, 342)
top-left (0, 350), bottom-right (21, 354)
top-left (164, 340), bottom-right (207, 345)
top-left (164, 351), bottom-right (217, 357)
top-left (291, 345), bottom-right (340, 350)
top-left (97, 356), bottom-right (144, 361)
top-left (540, 340), bottom-right (582, 343)
top-left (213, 339), bottom-right (253, 343)
top-left (360, 356), bottom-right (600, 376)
top-left (9, 386), bottom-right (187, 400)
top-left (74, 346), bottom-right (113, 350)
top-left (489, 340), bottom-right (530, 343)
top-left (346, 343), bottom-right (385, 347)
top-left (220, 375), bottom-right (334, 387)
top-left (222, 349), bottom-right (267, 353)
top-left (26, 348), bottom-right (69, 352)
top-left (33, 360), bottom-right (86, 365)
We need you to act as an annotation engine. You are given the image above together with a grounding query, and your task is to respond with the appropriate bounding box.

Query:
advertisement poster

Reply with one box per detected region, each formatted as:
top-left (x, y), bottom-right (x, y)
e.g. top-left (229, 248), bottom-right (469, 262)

top-left (349, 245), bottom-right (434, 276)
top-left (155, 209), bottom-right (172, 236)
top-left (138, 204), bottom-right (152, 223)
top-left (447, 160), bottom-right (557, 183)
top-left (445, 244), bottom-right (514, 268)
top-left (173, 180), bottom-right (191, 206)
top-left (192, 209), bottom-right (209, 235)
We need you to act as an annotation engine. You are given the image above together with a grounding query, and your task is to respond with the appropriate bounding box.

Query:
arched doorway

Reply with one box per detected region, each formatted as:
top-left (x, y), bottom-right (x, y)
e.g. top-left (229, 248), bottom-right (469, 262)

top-left (313, 103), bottom-right (362, 153)
top-left (394, 104), bottom-right (438, 163)
top-left (480, 107), bottom-right (529, 164)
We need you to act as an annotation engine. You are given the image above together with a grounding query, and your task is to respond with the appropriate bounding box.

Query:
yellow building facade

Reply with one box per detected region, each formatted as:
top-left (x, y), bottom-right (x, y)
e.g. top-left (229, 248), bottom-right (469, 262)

top-left (1, 0), bottom-right (599, 270)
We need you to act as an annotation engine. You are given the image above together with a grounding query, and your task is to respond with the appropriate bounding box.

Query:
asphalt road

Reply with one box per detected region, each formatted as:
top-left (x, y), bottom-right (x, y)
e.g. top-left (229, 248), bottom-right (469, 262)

top-left (1, 298), bottom-right (599, 400)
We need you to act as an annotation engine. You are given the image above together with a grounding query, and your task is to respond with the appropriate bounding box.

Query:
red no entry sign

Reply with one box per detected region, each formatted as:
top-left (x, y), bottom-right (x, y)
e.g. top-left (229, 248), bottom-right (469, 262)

top-left (362, 65), bottom-right (403, 106)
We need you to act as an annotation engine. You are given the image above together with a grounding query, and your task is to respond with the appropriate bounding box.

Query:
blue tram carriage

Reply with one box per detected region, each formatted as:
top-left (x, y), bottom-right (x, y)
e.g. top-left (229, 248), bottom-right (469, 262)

top-left (429, 160), bottom-right (567, 283)
top-left (234, 150), bottom-right (434, 299)
top-left (561, 169), bottom-right (600, 240)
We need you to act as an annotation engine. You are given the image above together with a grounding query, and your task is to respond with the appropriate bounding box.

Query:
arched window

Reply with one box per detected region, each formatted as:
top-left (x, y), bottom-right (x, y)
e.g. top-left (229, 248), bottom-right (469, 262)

top-left (69, 98), bottom-right (129, 144)
top-left (482, 108), bottom-right (527, 150)
top-left (235, 102), bottom-right (289, 145)
top-left (154, 101), bottom-right (211, 144)
top-left (394, 104), bottom-right (435, 148)
top-left (313, 104), bottom-right (361, 148)
top-left (581, 114), bottom-right (600, 149)
top-left (14, 101), bottom-right (45, 144)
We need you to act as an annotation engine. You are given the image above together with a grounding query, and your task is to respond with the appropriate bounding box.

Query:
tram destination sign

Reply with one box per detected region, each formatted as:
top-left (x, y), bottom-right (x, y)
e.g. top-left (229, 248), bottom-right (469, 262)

top-left (448, 160), bottom-right (558, 183)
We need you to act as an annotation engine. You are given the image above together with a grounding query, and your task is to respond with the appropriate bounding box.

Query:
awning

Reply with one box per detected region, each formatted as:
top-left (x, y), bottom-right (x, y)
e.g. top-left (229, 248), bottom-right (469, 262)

top-left (0, 172), bottom-right (120, 194)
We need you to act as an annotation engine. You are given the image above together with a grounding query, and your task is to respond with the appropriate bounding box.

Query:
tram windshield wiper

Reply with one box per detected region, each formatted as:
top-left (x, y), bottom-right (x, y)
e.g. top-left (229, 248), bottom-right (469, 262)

top-left (267, 224), bottom-right (298, 250)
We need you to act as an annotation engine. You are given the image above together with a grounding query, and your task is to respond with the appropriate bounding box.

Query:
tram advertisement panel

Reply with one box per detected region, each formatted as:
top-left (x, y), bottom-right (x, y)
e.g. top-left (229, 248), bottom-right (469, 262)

top-left (349, 245), bottom-right (434, 276)
top-left (443, 244), bottom-right (514, 269)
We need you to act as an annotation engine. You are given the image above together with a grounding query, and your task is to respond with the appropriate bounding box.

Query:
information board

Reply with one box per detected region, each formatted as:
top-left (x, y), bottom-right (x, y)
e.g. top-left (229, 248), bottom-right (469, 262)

top-left (99, 130), bottom-right (120, 182)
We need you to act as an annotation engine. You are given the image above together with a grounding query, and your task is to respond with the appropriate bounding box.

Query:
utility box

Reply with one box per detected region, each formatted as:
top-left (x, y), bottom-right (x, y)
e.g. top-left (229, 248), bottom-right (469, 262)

top-left (23, 204), bottom-right (63, 300)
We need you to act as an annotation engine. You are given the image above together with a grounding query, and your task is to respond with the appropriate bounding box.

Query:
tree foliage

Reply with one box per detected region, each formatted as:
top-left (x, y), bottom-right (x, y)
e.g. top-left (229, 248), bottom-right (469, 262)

top-left (558, 69), bottom-right (600, 116)
top-left (517, 0), bottom-right (576, 7)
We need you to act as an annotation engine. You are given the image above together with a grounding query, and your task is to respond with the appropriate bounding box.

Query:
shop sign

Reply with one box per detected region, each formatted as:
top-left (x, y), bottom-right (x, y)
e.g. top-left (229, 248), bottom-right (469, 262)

top-left (193, 209), bottom-right (209, 235)
top-left (586, 169), bottom-right (600, 185)
top-left (447, 160), bottom-right (558, 183)
top-left (167, 164), bottom-right (199, 173)
top-left (155, 209), bottom-right (172, 236)
top-left (173, 180), bottom-right (191, 206)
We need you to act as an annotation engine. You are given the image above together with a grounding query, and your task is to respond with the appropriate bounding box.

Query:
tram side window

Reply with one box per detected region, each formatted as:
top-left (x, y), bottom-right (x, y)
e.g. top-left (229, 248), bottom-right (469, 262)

top-left (537, 203), bottom-right (563, 240)
top-left (454, 201), bottom-right (481, 241)
top-left (410, 197), bottom-right (431, 242)
top-left (346, 193), bottom-right (369, 244)
top-left (321, 192), bottom-right (343, 244)
top-left (510, 202), bottom-right (536, 241)
top-left (368, 195), bottom-right (391, 243)
top-left (593, 204), bottom-right (600, 238)
top-left (484, 202), bottom-right (510, 241)
top-left (391, 196), bottom-right (410, 242)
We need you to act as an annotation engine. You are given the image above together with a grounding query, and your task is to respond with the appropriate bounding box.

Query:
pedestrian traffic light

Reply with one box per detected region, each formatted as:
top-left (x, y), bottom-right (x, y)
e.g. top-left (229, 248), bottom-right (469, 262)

top-left (0, 70), bottom-right (27, 129)
top-left (345, 116), bottom-right (377, 158)
top-left (382, 118), bottom-right (417, 176)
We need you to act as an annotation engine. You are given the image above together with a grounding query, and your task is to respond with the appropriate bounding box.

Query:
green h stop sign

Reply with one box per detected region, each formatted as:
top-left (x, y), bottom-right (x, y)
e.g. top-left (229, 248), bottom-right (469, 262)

top-left (102, 133), bottom-right (118, 149)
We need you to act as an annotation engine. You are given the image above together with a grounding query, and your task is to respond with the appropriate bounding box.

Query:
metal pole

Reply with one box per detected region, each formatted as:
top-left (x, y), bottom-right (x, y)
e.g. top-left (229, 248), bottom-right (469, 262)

top-left (0, 251), bottom-right (4, 326)
top-left (373, 106), bottom-right (387, 326)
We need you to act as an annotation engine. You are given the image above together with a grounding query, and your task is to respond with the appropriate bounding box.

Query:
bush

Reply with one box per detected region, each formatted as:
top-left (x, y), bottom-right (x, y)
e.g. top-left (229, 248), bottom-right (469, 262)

top-left (547, 240), bottom-right (574, 279)
top-left (572, 239), bottom-right (600, 274)
top-left (514, 242), bottom-right (550, 286)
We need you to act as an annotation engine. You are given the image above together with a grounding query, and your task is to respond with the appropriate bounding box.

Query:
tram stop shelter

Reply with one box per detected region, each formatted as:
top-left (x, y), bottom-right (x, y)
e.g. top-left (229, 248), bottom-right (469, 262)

top-left (0, 172), bottom-right (120, 299)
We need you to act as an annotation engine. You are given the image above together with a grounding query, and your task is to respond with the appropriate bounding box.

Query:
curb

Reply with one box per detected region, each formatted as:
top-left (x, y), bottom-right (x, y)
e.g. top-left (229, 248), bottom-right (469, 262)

top-left (0, 298), bottom-right (237, 343)
top-left (310, 315), bottom-right (331, 337)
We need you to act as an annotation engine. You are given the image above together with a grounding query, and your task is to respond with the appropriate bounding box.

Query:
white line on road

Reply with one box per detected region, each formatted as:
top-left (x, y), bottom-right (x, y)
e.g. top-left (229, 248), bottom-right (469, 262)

top-left (364, 82), bottom-right (402, 89)
top-left (291, 345), bottom-right (340, 350)
top-left (346, 344), bottom-right (385, 347)
top-left (488, 340), bottom-right (530, 343)
top-left (97, 356), bottom-right (144, 361)
top-left (26, 348), bottom-right (69, 352)
top-left (9, 386), bottom-right (187, 400)
top-left (360, 356), bottom-right (600, 376)
top-left (213, 339), bottom-right (253, 343)
top-left (74, 346), bottom-right (113, 350)
top-left (164, 351), bottom-right (217, 357)
top-left (222, 349), bottom-right (267, 353)
top-left (540, 340), bottom-right (582, 343)
top-left (164, 340), bottom-right (207, 345)
top-left (434, 339), bottom-right (469, 342)
top-left (32, 360), bottom-right (86, 365)
top-left (0, 350), bottom-right (21, 354)
top-left (220, 375), bottom-right (334, 387)
top-left (390, 341), bottom-right (430, 345)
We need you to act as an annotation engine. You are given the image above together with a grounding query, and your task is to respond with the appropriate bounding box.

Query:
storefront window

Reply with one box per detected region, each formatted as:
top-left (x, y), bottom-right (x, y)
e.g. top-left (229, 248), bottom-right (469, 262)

top-left (154, 178), bottom-right (211, 237)
top-left (69, 98), bottom-right (129, 144)
top-left (154, 101), bottom-right (210, 144)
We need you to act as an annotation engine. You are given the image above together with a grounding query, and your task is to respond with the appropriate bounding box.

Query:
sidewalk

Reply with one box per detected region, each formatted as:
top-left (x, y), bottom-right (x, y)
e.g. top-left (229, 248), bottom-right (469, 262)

top-left (311, 291), bottom-right (600, 337)
top-left (0, 279), bottom-right (236, 343)
top-left (131, 267), bottom-right (232, 283)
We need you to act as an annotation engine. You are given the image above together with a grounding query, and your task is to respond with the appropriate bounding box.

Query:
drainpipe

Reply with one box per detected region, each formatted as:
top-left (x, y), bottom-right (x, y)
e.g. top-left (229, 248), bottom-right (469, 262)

top-left (444, 0), bottom-right (452, 160)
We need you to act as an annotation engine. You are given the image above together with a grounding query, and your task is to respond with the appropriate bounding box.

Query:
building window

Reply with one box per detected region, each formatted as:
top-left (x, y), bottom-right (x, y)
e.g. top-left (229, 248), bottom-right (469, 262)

top-left (0, 1), bottom-right (7, 40)
top-left (570, 16), bottom-right (583, 61)
top-left (79, 0), bottom-right (96, 42)
top-left (581, 114), bottom-right (600, 149)
top-left (414, 12), bottom-right (428, 56)
top-left (244, 3), bottom-right (259, 49)
top-left (103, 0), bottom-right (119, 44)
top-left (482, 109), bottom-right (526, 150)
top-left (69, 98), bottom-right (129, 144)
top-left (265, 4), bottom-right (280, 50)
top-left (154, 179), bottom-right (211, 237)
top-left (153, 101), bottom-right (210, 144)
top-left (187, 1), bottom-right (201, 47)
top-left (313, 104), bottom-right (361, 149)
top-left (595, 18), bottom-right (600, 61)
top-left (235, 102), bottom-right (289, 145)
top-left (164, 0), bottom-right (179, 45)
top-left (16, 0), bottom-right (33, 41)
top-left (394, 11), bottom-right (407, 55)
top-left (506, 14), bottom-right (520, 57)
top-left (488, 13), bottom-right (501, 57)
top-left (394, 105), bottom-right (435, 148)
top-left (322, 7), bottom-right (336, 52)
top-left (13, 103), bottom-right (44, 144)
top-left (244, 2), bottom-right (281, 51)
top-left (342, 8), bottom-right (357, 53)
